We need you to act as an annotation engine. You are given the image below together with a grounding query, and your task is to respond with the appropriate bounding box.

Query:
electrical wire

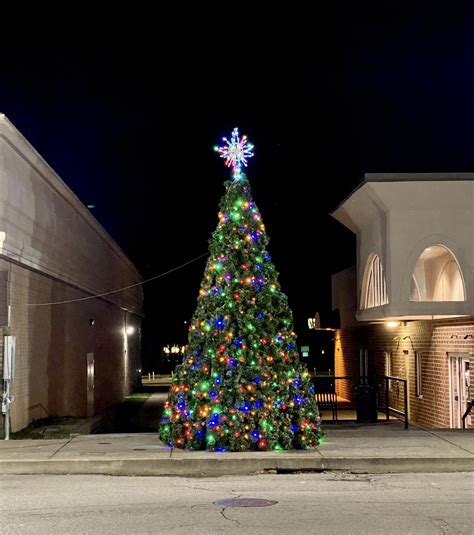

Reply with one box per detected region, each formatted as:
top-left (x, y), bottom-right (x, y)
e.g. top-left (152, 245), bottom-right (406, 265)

top-left (27, 251), bottom-right (209, 306)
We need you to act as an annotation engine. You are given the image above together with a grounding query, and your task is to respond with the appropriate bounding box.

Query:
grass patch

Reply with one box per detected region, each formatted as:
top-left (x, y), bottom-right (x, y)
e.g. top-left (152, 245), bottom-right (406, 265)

top-left (123, 392), bottom-right (152, 404)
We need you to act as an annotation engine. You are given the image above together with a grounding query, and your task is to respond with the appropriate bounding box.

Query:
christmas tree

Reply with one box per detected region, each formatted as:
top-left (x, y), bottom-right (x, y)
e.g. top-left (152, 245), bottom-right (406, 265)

top-left (159, 128), bottom-right (322, 451)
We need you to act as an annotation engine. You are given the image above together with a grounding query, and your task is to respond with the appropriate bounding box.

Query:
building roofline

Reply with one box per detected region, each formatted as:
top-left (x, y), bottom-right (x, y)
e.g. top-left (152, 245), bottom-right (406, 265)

top-left (0, 113), bottom-right (142, 280)
top-left (363, 172), bottom-right (474, 182)
top-left (330, 172), bottom-right (474, 217)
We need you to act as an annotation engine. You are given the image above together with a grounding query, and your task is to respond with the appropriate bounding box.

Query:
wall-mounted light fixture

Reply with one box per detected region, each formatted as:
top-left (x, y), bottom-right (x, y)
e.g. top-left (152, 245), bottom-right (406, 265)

top-left (450, 335), bottom-right (459, 339)
top-left (464, 334), bottom-right (473, 340)
top-left (89, 318), bottom-right (95, 327)
top-left (385, 321), bottom-right (408, 328)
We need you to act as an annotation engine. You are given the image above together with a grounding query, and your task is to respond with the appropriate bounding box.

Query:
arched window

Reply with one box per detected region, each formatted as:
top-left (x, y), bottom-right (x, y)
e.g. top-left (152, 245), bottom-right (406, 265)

top-left (361, 254), bottom-right (388, 309)
top-left (410, 245), bottom-right (465, 302)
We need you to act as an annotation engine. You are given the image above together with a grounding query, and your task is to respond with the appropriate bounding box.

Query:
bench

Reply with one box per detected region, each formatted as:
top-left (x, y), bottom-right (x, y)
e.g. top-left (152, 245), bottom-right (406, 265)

top-left (316, 392), bottom-right (338, 421)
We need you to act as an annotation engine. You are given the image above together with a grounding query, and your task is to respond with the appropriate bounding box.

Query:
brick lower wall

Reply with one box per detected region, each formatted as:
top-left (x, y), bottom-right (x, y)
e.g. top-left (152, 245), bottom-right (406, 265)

top-left (1, 259), bottom-right (143, 432)
top-left (334, 317), bottom-right (474, 429)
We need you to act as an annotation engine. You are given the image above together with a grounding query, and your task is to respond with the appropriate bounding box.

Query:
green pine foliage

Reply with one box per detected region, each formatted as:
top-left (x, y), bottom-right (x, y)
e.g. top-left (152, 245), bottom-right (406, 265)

top-left (159, 176), bottom-right (322, 451)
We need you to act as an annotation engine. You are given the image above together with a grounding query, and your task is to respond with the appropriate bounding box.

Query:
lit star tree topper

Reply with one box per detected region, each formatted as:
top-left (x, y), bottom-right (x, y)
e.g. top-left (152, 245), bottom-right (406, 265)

top-left (214, 127), bottom-right (254, 180)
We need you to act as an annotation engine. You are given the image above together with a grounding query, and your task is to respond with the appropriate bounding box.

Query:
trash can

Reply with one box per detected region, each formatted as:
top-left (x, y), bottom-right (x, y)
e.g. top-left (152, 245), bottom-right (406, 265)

top-left (355, 384), bottom-right (378, 423)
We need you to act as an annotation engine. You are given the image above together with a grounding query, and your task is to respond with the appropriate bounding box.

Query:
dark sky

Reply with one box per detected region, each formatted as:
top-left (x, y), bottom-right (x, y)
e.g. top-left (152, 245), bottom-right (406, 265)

top-left (2, 4), bottom-right (474, 368)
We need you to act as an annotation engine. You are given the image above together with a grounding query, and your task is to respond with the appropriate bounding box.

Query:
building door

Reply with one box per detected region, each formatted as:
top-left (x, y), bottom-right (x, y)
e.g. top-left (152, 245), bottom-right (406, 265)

top-left (448, 354), bottom-right (470, 428)
top-left (86, 353), bottom-right (95, 417)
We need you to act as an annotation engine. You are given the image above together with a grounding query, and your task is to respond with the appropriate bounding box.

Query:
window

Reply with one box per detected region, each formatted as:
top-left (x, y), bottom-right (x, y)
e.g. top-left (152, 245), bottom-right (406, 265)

top-left (415, 351), bottom-right (423, 397)
top-left (385, 351), bottom-right (392, 377)
top-left (361, 254), bottom-right (388, 309)
top-left (410, 245), bottom-right (465, 302)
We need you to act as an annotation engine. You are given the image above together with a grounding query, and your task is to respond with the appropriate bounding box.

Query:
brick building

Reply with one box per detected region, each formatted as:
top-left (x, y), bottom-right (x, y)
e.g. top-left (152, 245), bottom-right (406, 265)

top-left (331, 174), bottom-right (473, 429)
top-left (0, 115), bottom-right (143, 434)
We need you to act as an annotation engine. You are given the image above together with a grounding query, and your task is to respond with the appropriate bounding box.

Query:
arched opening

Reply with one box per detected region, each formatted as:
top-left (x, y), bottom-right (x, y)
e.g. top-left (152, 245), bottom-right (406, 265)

top-left (410, 245), bottom-right (465, 302)
top-left (361, 253), bottom-right (388, 309)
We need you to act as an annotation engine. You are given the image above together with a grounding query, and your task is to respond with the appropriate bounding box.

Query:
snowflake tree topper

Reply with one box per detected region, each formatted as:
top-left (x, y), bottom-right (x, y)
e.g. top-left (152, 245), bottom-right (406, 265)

top-left (214, 127), bottom-right (254, 180)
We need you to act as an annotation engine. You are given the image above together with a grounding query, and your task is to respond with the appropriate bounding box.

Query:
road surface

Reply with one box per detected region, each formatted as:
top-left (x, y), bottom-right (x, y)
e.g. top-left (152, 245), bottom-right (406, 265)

top-left (1, 472), bottom-right (472, 534)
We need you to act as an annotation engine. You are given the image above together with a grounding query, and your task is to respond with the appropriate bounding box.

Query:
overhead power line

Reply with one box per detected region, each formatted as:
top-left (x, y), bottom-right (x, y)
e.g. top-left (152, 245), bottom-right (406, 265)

top-left (27, 252), bottom-right (209, 307)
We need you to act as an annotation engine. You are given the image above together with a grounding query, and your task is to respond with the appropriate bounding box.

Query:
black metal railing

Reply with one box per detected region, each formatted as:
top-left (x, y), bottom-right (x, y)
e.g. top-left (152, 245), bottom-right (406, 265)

top-left (311, 375), bottom-right (357, 408)
top-left (384, 375), bottom-right (408, 429)
top-left (462, 400), bottom-right (473, 429)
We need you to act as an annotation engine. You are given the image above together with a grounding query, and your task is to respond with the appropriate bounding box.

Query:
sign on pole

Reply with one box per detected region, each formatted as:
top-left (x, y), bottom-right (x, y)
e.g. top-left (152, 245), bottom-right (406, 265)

top-left (3, 336), bottom-right (15, 380)
top-left (301, 345), bottom-right (310, 357)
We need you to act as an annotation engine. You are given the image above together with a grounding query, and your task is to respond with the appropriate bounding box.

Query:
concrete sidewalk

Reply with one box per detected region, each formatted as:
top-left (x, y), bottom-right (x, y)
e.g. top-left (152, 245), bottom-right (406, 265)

top-left (0, 422), bottom-right (472, 476)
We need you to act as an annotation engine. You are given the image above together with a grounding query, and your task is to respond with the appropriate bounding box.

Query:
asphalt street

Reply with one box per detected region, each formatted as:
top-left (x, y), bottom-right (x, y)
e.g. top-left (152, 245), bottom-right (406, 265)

top-left (1, 472), bottom-right (472, 534)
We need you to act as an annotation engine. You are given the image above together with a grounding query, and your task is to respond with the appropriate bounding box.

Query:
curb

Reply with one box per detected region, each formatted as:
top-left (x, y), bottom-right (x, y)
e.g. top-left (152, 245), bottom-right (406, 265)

top-left (1, 456), bottom-right (473, 476)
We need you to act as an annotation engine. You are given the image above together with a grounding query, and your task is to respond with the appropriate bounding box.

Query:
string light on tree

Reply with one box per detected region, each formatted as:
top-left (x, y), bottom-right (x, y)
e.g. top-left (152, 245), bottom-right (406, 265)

top-left (159, 128), bottom-right (322, 452)
top-left (214, 127), bottom-right (254, 180)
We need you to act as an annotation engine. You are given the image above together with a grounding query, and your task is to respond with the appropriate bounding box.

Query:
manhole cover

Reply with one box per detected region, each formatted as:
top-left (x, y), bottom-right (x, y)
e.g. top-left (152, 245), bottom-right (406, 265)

top-left (214, 498), bottom-right (277, 508)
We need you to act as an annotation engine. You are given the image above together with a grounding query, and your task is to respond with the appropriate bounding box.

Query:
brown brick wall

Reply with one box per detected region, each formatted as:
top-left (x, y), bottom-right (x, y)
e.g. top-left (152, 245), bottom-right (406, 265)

top-left (334, 317), bottom-right (474, 428)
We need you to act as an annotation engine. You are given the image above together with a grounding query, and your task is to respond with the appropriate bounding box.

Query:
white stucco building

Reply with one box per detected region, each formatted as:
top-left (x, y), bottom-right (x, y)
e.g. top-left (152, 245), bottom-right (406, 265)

top-left (331, 174), bottom-right (473, 429)
top-left (0, 115), bottom-right (143, 433)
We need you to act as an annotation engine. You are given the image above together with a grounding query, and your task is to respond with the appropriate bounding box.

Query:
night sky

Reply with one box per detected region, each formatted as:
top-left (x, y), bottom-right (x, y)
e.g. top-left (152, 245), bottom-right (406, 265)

top-left (2, 5), bottom-right (474, 370)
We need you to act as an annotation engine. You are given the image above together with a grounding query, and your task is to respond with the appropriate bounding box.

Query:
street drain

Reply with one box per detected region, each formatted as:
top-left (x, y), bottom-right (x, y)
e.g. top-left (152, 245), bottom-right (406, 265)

top-left (214, 498), bottom-right (277, 508)
top-left (98, 442), bottom-right (111, 445)
top-left (133, 448), bottom-right (147, 451)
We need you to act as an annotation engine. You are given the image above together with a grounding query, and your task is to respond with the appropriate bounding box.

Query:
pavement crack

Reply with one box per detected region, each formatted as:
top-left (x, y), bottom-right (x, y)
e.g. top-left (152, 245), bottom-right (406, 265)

top-left (48, 437), bottom-right (74, 459)
top-left (412, 425), bottom-right (473, 455)
top-left (220, 507), bottom-right (241, 527)
top-left (423, 514), bottom-right (463, 534)
top-left (324, 472), bottom-right (375, 484)
top-left (170, 481), bottom-right (216, 492)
